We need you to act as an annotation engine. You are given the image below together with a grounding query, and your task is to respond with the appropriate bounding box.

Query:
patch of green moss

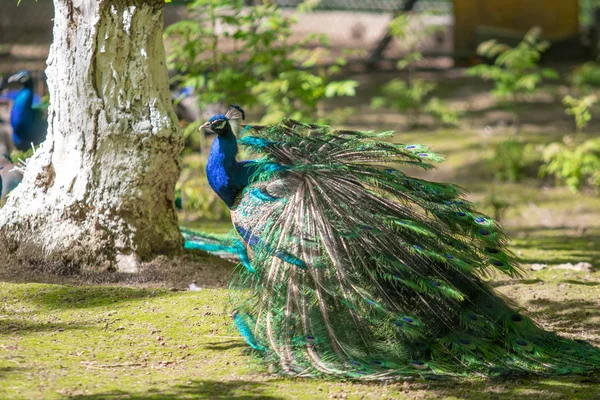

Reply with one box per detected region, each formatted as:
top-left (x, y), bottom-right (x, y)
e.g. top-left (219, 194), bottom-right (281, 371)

top-left (1, 270), bottom-right (600, 400)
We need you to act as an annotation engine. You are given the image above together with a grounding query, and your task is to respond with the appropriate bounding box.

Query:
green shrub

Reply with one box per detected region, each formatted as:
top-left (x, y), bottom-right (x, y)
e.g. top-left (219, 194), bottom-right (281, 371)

top-left (372, 79), bottom-right (435, 125)
top-left (563, 94), bottom-right (597, 133)
top-left (165, 0), bottom-right (357, 126)
top-left (541, 138), bottom-right (600, 192)
top-left (466, 27), bottom-right (558, 127)
top-left (424, 97), bottom-right (462, 127)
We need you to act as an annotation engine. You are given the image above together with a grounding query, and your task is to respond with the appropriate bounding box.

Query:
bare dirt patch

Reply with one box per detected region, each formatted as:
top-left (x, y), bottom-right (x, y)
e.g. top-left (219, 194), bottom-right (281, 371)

top-left (0, 249), bottom-right (235, 289)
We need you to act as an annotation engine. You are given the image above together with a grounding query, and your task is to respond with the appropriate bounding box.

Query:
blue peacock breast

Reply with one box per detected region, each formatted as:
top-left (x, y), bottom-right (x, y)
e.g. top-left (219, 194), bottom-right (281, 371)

top-left (206, 159), bottom-right (238, 207)
top-left (206, 152), bottom-right (229, 193)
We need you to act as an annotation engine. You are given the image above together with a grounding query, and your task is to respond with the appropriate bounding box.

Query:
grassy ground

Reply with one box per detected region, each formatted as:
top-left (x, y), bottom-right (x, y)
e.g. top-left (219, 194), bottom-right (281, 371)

top-left (1, 267), bottom-right (599, 400)
top-left (2, 125), bottom-right (600, 399)
top-left (3, 68), bottom-right (600, 398)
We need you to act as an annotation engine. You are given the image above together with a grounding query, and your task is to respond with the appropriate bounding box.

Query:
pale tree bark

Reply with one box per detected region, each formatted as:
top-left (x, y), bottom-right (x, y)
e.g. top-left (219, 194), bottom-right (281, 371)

top-left (0, 0), bottom-right (184, 272)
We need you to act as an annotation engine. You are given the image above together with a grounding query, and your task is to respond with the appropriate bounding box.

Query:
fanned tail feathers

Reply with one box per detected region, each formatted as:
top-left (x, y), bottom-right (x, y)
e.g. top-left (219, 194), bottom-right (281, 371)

top-left (225, 119), bottom-right (600, 379)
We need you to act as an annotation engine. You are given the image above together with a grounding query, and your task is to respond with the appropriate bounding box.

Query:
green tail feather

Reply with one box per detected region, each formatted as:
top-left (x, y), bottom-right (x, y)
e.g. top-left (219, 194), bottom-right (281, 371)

top-left (209, 119), bottom-right (600, 379)
top-left (181, 228), bottom-right (240, 260)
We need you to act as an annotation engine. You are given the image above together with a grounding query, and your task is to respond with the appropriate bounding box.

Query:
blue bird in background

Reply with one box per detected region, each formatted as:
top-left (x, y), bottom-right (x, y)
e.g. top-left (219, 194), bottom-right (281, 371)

top-left (172, 85), bottom-right (200, 125)
top-left (3, 70), bottom-right (47, 151)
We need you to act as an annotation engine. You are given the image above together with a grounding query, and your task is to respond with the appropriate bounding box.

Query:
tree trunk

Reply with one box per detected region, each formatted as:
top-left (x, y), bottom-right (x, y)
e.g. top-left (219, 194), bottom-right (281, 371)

top-left (0, 0), bottom-right (184, 273)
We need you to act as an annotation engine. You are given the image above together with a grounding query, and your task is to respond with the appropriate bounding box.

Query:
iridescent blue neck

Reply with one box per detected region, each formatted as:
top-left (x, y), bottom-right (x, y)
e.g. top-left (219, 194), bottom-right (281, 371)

top-left (206, 128), bottom-right (242, 208)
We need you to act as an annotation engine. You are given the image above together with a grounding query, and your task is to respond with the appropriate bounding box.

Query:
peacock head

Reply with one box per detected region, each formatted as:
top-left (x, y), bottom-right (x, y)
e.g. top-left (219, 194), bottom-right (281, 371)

top-left (200, 114), bottom-right (232, 136)
top-left (7, 70), bottom-right (33, 88)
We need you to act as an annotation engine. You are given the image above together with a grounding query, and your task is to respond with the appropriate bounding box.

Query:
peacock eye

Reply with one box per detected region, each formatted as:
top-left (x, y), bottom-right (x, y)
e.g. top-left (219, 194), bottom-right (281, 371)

top-left (213, 120), bottom-right (226, 129)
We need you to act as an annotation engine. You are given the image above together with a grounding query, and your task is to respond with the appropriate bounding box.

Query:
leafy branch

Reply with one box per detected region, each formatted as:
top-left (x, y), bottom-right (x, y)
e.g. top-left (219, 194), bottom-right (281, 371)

top-left (466, 27), bottom-right (558, 130)
top-left (166, 0), bottom-right (356, 125)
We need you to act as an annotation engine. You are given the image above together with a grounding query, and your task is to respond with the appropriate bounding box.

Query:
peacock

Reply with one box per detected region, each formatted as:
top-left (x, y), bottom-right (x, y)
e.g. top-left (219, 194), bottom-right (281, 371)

top-left (186, 105), bottom-right (600, 379)
top-left (2, 70), bottom-right (47, 151)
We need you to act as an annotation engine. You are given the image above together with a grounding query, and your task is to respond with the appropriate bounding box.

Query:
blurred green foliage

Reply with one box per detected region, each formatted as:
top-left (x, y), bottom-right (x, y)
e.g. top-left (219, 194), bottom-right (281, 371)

top-left (372, 79), bottom-right (435, 125)
top-left (466, 27), bottom-right (558, 128)
top-left (540, 63), bottom-right (600, 194)
top-left (165, 0), bottom-right (357, 126)
top-left (580, 0), bottom-right (600, 26)
top-left (7, 147), bottom-right (34, 175)
top-left (541, 138), bottom-right (600, 193)
top-left (371, 14), bottom-right (460, 127)
top-left (569, 62), bottom-right (600, 91)
top-left (563, 94), bottom-right (598, 133)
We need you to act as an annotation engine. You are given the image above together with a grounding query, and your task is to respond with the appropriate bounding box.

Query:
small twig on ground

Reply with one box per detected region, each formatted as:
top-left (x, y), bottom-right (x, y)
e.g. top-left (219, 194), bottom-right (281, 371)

top-left (81, 361), bottom-right (147, 369)
top-left (198, 335), bottom-right (243, 339)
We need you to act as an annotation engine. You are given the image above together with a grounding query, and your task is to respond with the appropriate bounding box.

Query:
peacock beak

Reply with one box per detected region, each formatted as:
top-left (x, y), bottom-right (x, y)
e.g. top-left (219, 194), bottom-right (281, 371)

top-left (199, 121), bottom-right (216, 135)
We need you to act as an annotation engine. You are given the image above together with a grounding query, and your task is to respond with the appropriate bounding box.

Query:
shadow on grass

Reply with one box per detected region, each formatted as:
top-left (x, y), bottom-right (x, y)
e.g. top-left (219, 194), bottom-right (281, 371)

top-left (0, 318), bottom-right (90, 336)
top-left (70, 379), bottom-right (284, 400)
top-left (511, 228), bottom-right (600, 266)
top-left (562, 279), bottom-right (600, 286)
top-left (490, 279), bottom-right (543, 288)
top-left (61, 375), bottom-right (600, 400)
top-left (22, 285), bottom-right (175, 310)
top-left (0, 366), bottom-right (25, 379)
top-left (527, 298), bottom-right (600, 333)
top-left (452, 158), bottom-right (496, 185)
top-left (201, 340), bottom-right (247, 351)
top-left (514, 228), bottom-right (600, 250)
top-left (451, 158), bottom-right (545, 188)
top-left (421, 375), bottom-right (600, 400)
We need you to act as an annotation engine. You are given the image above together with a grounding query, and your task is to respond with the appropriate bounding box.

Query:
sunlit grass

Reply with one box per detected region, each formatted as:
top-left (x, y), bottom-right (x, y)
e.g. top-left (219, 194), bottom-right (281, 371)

top-left (1, 267), bottom-right (600, 400)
